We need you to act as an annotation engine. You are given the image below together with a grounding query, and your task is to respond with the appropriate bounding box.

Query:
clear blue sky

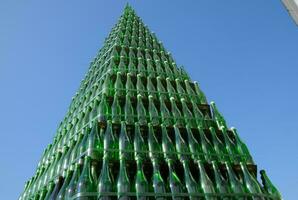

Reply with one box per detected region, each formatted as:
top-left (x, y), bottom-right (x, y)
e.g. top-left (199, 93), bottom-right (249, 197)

top-left (0, 1), bottom-right (297, 199)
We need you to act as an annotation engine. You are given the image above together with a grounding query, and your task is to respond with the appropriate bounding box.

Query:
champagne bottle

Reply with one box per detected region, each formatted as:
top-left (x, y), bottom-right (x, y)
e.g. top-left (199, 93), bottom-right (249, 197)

top-left (56, 170), bottom-right (74, 200)
top-left (175, 78), bottom-right (187, 100)
top-left (182, 160), bottom-right (201, 200)
top-left (115, 72), bottom-right (125, 97)
top-left (148, 95), bottom-right (160, 126)
top-left (157, 76), bottom-right (167, 99)
top-left (135, 160), bottom-right (149, 200)
top-left (210, 102), bottom-right (227, 129)
top-left (146, 60), bottom-right (156, 78)
top-left (209, 127), bottom-right (228, 162)
top-left (126, 73), bottom-right (136, 98)
top-left (166, 78), bottom-right (177, 99)
top-left (118, 56), bottom-right (127, 74)
top-left (240, 162), bottom-right (263, 200)
top-left (231, 127), bottom-right (254, 164)
top-left (48, 176), bottom-right (64, 200)
top-left (211, 161), bottom-right (230, 199)
top-left (112, 95), bottom-right (122, 124)
top-left (119, 121), bottom-right (133, 160)
top-left (98, 95), bottom-right (109, 124)
top-left (137, 94), bottom-right (147, 126)
top-left (137, 74), bottom-right (146, 96)
top-left (170, 97), bottom-right (184, 127)
top-left (186, 124), bottom-right (204, 161)
top-left (151, 161), bottom-right (166, 200)
top-left (134, 122), bottom-right (147, 161)
top-left (137, 57), bottom-right (146, 77)
top-left (181, 98), bottom-right (196, 128)
top-left (117, 159), bottom-right (131, 200)
top-left (98, 158), bottom-right (114, 200)
top-left (87, 121), bottom-right (102, 161)
top-left (193, 81), bottom-right (207, 104)
top-left (197, 160), bottom-right (216, 200)
top-left (65, 163), bottom-right (81, 200)
top-left (167, 160), bottom-right (184, 200)
top-left (190, 100), bottom-right (204, 127)
top-left (124, 94), bottom-right (135, 125)
top-left (103, 121), bottom-right (118, 161)
top-left (260, 170), bottom-right (282, 200)
top-left (147, 77), bottom-right (157, 98)
top-left (198, 127), bottom-right (216, 162)
top-left (155, 62), bottom-right (165, 79)
top-left (224, 162), bottom-right (245, 200)
top-left (160, 96), bottom-right (172, 127)
top-left (161, 124), bottom-right (176, 161)
top-left (220, 126), bottom-right (239, 163)
top-left (174, 125), bottom-right (189, 162)
top-left (148, 123), bottom-right (162, 162)
top-left (102, 73), bottom-right (113, 97)
top-left (75, 156), bottom-right (97, 200)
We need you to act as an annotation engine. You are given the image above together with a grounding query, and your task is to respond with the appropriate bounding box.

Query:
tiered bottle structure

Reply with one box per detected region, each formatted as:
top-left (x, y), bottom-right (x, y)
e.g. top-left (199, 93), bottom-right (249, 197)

top-left (19, 5), bottom-right (282, 200)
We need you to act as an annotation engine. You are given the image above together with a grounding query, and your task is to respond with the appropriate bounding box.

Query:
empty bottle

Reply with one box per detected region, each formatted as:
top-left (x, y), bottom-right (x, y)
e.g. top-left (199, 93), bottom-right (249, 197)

top-left (174, 125), bottom-right (189, 162)
top-left (98, 158), bottom-right (114, 200)
top-left (134, 122), bottom-right (147, 161)
top-left (124, 94), bottom-right (135, 125)
top-left (210, 102), bottom-right (227, 129)
top-left (186, 124), bottom-right (205, 161)
top-left (119, 121), bottom-right (133, 160)
top-left (181, 98), bottom-right (196, 128)
top-left (65, 163), bottom-right (81, 200)
top-left (56, 170), bottom-right (74, 200)
top-left (86, 122), bottom-right (102, 161)
top-left (224, 162), bottom-right (245, 200)
top-left (117, 159), bottom-right (131, 200)
top-left (137, 74), bottom-right (146, 96)
top-left (115, 72), bottom-right (125, 97)
top-left (197, 160), bottom-right (216, 200)
top-left (103, 121), bottom-right (118, 161)
top-left (167, 160), bottom-right (184, 200)
top-left (151, 161), bottom-right (166, 200)
top-left (126, 73), bottom-right (136, 98)
top-left (112, 95), bottom-right (122, 124)
top-left (135, 159), bottom-right (149, 200)
top-left (148, 95), bottom-right (160, 126)
top-left (137, 94), bottom-right (147, 126)
top-left (159, 97), bottom-right (172, 127)
top-left (260, 170), bottom-right (282, 200)
top-left (211, 161), bottom-right (230, 199)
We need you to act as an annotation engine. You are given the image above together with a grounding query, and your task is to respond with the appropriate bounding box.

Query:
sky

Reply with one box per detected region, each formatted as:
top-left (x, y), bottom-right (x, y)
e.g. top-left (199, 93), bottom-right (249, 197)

top-left (0, 1), bottom-right (297, 199)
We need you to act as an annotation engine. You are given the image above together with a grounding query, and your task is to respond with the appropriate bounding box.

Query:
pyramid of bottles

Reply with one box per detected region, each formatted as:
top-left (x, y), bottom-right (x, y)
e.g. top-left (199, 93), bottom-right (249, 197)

top-left (19, 5), bottom-right (282, 200)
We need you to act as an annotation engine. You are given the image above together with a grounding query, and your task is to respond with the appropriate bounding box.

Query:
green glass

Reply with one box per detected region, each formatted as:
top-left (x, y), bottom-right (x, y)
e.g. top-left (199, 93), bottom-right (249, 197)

top-left (175, 78), bottom-right (187, 100)
top-left (182, 160), bottom-right (201, 200)
top-left (198, 127), bottom-right (216, 161)
top-left (103, 121), bottom-right (118, 161)
top-left (124, 94), bottom-right (135, 125)
top-left (98, 95), bottom-right (109, 123)
top-left (137, 94), bottom-right (147, 126)
top-left (156, 76), bottom-right (167, 99)
top-left (117, 159), bottom-right (131, 200)
top-left (174, 125), bottom-right (189, 161)
top-left (211, 161), bottom-right (230, 199)
top-left (137, 74), bottom-right (146, 96)
top-left (115, 72), bottom-right (125, 97)
top-left (186, 124), bottom-right (205, 161)
top-left (43, 181), bottom-right (54, 200)
top-left (224, 162), bottom-right (245, 200)
top-left (170, 97), bottom-right (184, 127)
top-left (75, 156), bottom-right (97, 200)
top-left (134, 122), bottom-right (147, 161)
top-left (126, 73), bottom-right (136, 98)
top-left (181, 98), bottom-right (196, 128)
top-left (87, 122), bottom-right (102, 160)
top-left (98, 158), bottom-right (114, 200)
top-left (135, 160), bottom-right (149, 200)
top-left (148, 95), bottom-right (159, 126)
top-left (167, 160), bottom-right (184, 200)
top-left (210, 102), bottom-right (227, 129)
top-left (56, 170), bottom-right (74, 200)
top-left (209, 127), bottom-right (228, 162)
top-left (161, 124), bottom-right (177, 161)
top-left (151, 160), bottom-right (166, 200)
top-left (166, 78), bottom-right (177, 99)
top-left (119, 121), bottom-right (133, 160)
top-left (112, 95), bottom-right (122, 124)
top-left (260, 170), bottom-right (282, 200)
top-left (65, 163), bottom-right (81, 200)
top-left (159, 96), bottom-right (172, 127)
top-left (197, 160), bottom-right (216, 200)
top-left (47, 176), bottom-right (64, 200)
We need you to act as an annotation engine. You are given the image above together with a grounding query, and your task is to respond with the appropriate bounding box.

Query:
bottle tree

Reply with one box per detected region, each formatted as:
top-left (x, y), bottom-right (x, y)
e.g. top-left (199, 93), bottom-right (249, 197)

top-left (19, 4), bottom-right (282, 200)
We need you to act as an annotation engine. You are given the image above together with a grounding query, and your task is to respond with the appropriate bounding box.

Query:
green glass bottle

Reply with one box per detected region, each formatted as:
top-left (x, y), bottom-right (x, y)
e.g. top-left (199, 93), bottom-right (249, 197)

top-left (166, 78), bottom-right (177, 99)
top-left (220, 126), bottom-right (239, 163)
top-left (198, 126), bottom-right (216, 161)
top-left (98, 95), bottom-right (109, 124)
top-left (77, 129), bottom-right (90, 162)
top-left (240, 162), bottom-right (263, 200)
top-left (98, 158), bottom-right (114, 200)
top-left (184, 80), bottom-right (196, 99)
top-left (119, 121), bottom-right (133, 160)
top-left (181, 160), bottom-right (200, 200)
top-left (260, 170), bottom-right (282, 200)
top-left (148, 123), bottom-right (162, 162)
top-left (75, 156), bottom-right (97, 200)
top-left (124, 94), bottom-right (135, 125)
top-left (115, 72), bottom-right (125, 97)
top-left (137, 74), bottom-right (146, 96)
top-left (181, 98), bottom-right (196, 128)
top-left (174, 125), bottom-right (189, 161)
top-left (112, 95), bottom-right (122, 124)
top-left (148, 95), bottom-right (160, 126)
top-left (137, 94), bottom-right (147, 126)
top-left (87, 121), bottom-right (102, 161)
top-left (210, 102), bottom-right (227, 129)
top-left (48, 176), bottom-right (64, 200)
top-left (159, 96), bottom-right (172, 127)
top-left (170, 97), bottom-right (184, 127)
top-left (128, 57), bottom-right (137, 76)
top-left (167, 160), bottom-right (184, 200)
top-left (126, 73), bottom-right (136, 98)
top-left (38, 186), bottom-right (48, 200)
top-left (65, 163), bottom-right (81, 200)
top-left (102, 73), bottom-right (113, 97)
top-left (209, 127), bottom-right (228, 162)
top-left (211, 161), bottom-right (230, 199)
top-left (56, 170), bottom-right (74, 200)
top-left (151, 161), bottom-right (166, 200)
top-left (155, 62), bottom-right (165, 79)
top-left (230, 127), bottom-right (254, 164)
top-left (137, 58), bottom-right (146, 77)
top-left (103, 121), bottom-right (118, 161)
top-left (193, 81), bottom-right (207, 104)
top-left (118, 56), bottom-right (127, 74)
top-left (186, 124), bottom-right (205, 161)
top-left (157, 76), bottom-right (167, 99)
top-left (175, 78), bottom-right (187, 100)
top-left (146, 60), bottom-right (156, 78)
top-left (117, 158), bottom-right (131, 200)
top-left (197, 160), bottom-right (216, 200)
top-left (147, 77), bottom-right (157, 98)
top-left (135, 159), bottom-right (149, 200)
top-left (190, 100), bottom-right (205, 127)
top-left (224, 162), bottom-right (245, 200)
top-left (161, 124), bottom-right (176, 161)
top-left (134, 122), bottom-right (147, 161)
